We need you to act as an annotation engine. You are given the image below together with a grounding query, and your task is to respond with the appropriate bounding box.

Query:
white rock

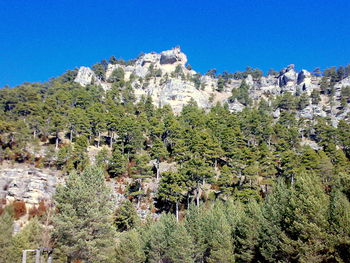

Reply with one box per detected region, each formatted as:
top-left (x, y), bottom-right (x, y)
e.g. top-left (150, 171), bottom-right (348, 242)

top-left (74, 66), bottom-right (96, 86)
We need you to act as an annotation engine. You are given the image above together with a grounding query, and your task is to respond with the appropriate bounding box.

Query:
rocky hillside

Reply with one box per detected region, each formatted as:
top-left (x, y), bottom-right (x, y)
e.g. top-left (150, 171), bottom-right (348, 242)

top-left (74, 47), bottom-right (350, 125)
top-left (1, 46), bottom-right (350, 231)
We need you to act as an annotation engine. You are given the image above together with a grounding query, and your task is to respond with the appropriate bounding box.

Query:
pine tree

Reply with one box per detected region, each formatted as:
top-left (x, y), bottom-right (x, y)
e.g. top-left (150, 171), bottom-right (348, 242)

top-left (10, 217), bottom-right (43, 263)
top-left (108, 144), bottom-right (127, 177)
top-left (158, 171), bottom-right (187, 221)
top-left (300, 146), bottom-right (320, 174)
top-left (150, 137), bottom-right (168, 179)
top-left (53, 166), bottom-right (115, 262)
top-left (114, 199), bottom-right (140, 232)
top-left (95, 146), bottom-right (110, 172)
top-left (146, 214), bottom-right (177, 263)
top-left (130, 154), bottom-right (153, 207)
top-left (115, 230), bottom-right (145, 263)
top-left (328, 190), bottom-right (350, 261)
top-left (233, 201), bottom-right (263, 262)
top-left (206, 205), bottom-right (235, 263)
top-left (184, 205), bottom-right (208, 262)
top-left (166, 222), bottom-right (194, 263)
top-left (181, 157), bottom-right (213, 206)
top-left (217, 165), bottom-right (237, 198)
top-left (287, 175), bottom-right (331, 262)
top-left (0, 206), bottom-right (14, 263)
top-left (260, 179), bottom-right (296, 262)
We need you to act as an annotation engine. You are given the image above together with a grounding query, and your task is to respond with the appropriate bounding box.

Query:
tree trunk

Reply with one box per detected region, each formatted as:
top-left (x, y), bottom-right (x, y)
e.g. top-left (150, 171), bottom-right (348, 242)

top-left (291, 174), bottom-right (295, 186)
top-left (55, 136), bottom-right (59, 150)
top-left (156, 159), bottom-right (160, 180)
top-left (33, 130), bottom-right (36, 139)
top-left (196, 183), bottom-right (200, 207)
top-left (176, 201), bottom-right (179, 222)
top-left (97, 131), bottom-right (101, 148)
top-left (110, 132), bottom-right (114, 148)
top-left (70, 129), bottom-right (73, 142)
top-left (137, 183), bottom-right (142, 208)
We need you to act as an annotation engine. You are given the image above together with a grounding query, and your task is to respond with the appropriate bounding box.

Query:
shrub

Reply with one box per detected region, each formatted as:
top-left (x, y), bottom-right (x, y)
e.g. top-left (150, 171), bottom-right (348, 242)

top-left (13, 200), bottom-right (26, 219)
top-left (38, 200), bottom-right (47, 216)
top-left (28, 206), bottom-right (39, 219)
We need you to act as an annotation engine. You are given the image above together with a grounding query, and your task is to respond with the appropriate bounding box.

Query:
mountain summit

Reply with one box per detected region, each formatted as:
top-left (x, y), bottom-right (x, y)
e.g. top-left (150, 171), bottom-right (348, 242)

top-left (74, 47), bottom-right (350, 125)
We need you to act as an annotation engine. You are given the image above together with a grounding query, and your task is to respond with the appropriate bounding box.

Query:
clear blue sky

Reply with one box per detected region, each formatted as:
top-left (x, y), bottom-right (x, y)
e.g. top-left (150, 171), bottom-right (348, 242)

top-left (1, 0), bottom-right (350, 87)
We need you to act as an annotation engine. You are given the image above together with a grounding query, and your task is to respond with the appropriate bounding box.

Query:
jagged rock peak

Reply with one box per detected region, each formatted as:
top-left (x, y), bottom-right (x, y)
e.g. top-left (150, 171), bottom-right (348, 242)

top-left (160, 47), bottom-right (187, 65)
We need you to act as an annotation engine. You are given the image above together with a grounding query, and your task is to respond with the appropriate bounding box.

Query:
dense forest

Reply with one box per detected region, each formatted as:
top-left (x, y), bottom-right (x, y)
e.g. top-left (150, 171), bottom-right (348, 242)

top-left (0, 63), bottom-right (350, 262)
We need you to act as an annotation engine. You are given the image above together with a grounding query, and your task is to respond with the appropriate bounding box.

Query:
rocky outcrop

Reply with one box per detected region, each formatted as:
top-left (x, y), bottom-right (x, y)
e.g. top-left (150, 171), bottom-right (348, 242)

top-left (73, 48), bottom-right (350, 123)
top-left (279, 65), bottom-right (297, 86)
top-left (0, 163), bottom-right (62, 206)
top-left (74, 66), bottom-right (96, 86)
top-left (160, 47), bottom-right (187, 65)
top-left (159, 79), bottom-right (210, 112)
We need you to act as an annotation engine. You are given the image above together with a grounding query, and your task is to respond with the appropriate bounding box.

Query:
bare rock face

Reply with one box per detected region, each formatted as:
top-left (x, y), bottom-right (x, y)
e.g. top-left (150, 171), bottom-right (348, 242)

top-left (160, 47), bottom-right (187, 65)
top-left (297, 69), bottom-right (311, 84)
top-left (73, 49), bottom-right (350, 123)
top-left (298, 104), bottom-right (327, 119)
top-left (278, 64), bottom-right (298, 92)
top-left (74, 66), bottom-right (96, 86)
top-left (159, 79), bottom-right (210, 112)
top-left (0, 164), bottom-right (62, 206)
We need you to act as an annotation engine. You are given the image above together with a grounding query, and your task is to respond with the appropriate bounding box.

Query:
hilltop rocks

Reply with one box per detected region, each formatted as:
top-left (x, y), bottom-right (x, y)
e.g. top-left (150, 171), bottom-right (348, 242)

top-left (74, 66), bottom-right (96, 86)
top-left (297, 69), bottom-right (311, 84)
top-left (73, 48), bottom-right (350, 122)
top-left (160, 47), bottom-right (187, 65)
top-left (279, 64), bottom-right (298, 89)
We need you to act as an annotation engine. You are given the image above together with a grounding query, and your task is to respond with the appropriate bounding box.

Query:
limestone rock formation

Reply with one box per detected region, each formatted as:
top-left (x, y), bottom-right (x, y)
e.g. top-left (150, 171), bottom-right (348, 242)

top-left (73, 47), bottom-right (350, 123)
top-left (74, 66), bottom-right (96, 86)
top-left (0, 163), bottom-right (62, 206)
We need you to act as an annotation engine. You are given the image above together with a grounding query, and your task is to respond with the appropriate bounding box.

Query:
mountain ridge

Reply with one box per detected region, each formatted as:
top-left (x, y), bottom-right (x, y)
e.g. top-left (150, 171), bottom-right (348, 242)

top-left (73, 47), bottom-right (350, 125)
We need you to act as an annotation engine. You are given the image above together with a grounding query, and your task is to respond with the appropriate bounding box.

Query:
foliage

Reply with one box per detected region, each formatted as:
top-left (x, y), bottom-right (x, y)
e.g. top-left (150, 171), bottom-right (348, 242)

top-left (53, 166), bottom-right (115, 262)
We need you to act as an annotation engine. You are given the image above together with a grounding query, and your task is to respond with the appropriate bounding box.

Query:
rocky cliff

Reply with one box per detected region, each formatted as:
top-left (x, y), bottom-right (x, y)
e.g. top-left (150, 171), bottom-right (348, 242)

top-left (0, 163), bottom-right (62, 207)
top-left (74, 48), bottom-right (350, 126)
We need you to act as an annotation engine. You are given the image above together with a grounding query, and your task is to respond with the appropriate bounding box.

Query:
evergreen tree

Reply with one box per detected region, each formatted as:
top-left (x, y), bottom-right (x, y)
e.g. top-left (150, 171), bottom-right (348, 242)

top-left (328, 190), bottom-right (350, 261)
top-left (287, 175), bottom-right (331, 262)
top-left (0, 206), bottom-right (14, 263)
top-left (206, 205), bottom-right (235, 263)
top-left (115, 230), bottom-right (145, 263)
top-left (184, 205), bottom-right (208, 262)
top-left (146, 213), bottom-right (193, 263)
top-left (233, 201), bottom-right (263, 262)
top-left (181, 157), bottom-right (214, 206)
top-left (53, 166), bottom-right (115, 262)
top-left (114, 199), bottom-right (140, 232)
top-left (166, 222), bottom-right (194, 263)
top-left (130, 154), bottom-right (153, 207)
top-left (150, 137), bottom-right (168, 179)
top-left (108, 144), bottom-right (127, 177)
top-left (260, 179), bottom-right (296, 262)
top-left (217, 165), bottom-right (237, 198)
top-left (10, 218), bottom-right (43, 263)
top-left (158, 171), bottom-right (187, 221)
